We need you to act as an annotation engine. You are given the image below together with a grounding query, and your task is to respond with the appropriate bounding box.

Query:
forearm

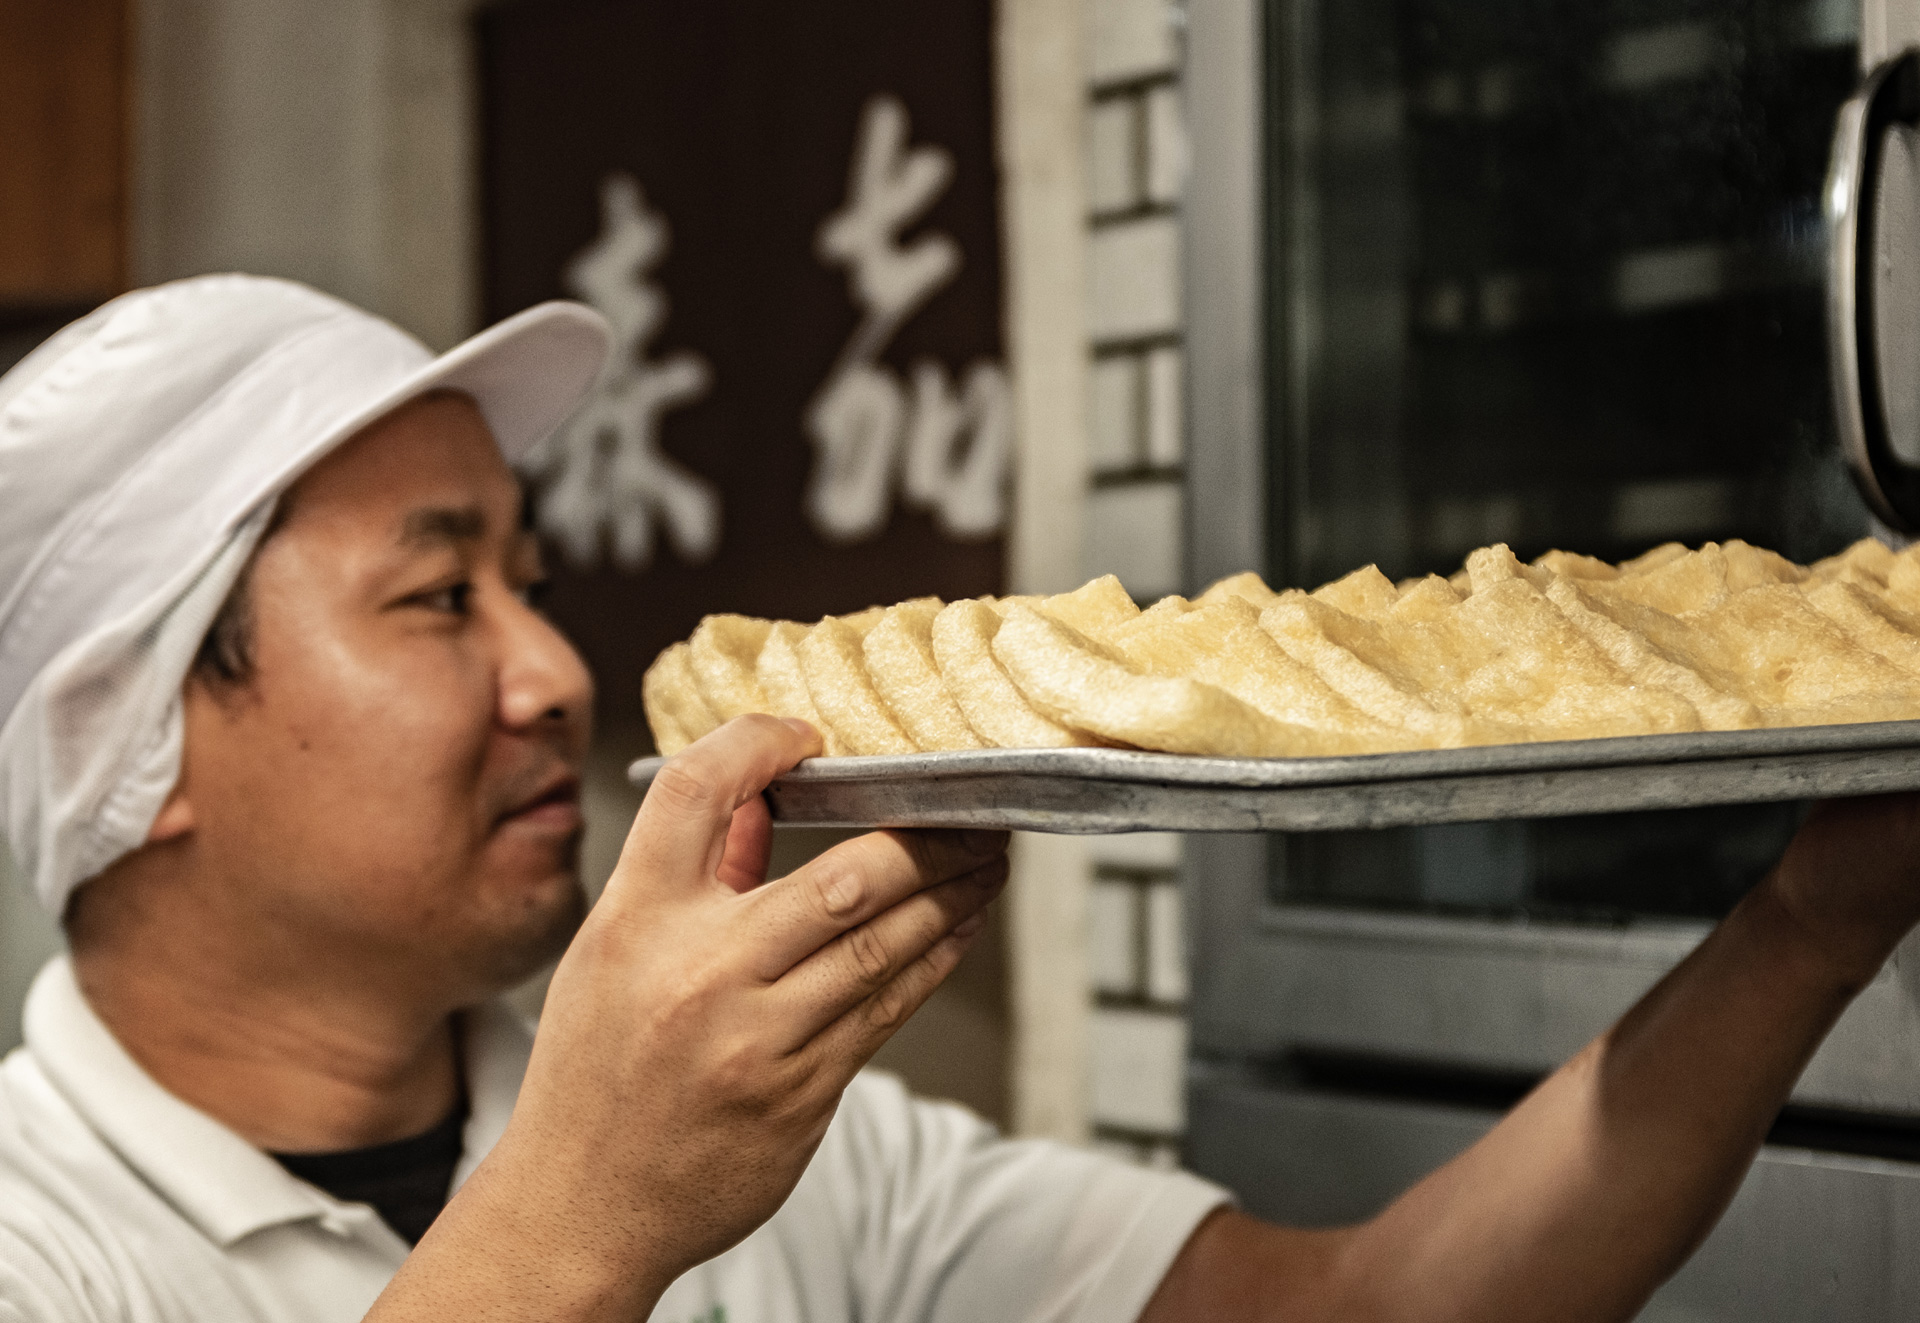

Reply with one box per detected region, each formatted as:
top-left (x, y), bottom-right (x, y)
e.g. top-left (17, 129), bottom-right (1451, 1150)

top-left (1332, 874), bottom-right (1867, 1321)
top-left (1146, 796), bottom-right (1920, 1323)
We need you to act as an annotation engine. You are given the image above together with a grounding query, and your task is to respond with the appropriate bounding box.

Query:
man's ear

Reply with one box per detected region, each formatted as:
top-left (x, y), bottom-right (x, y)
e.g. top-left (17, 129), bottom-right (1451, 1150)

top-left (145, 784), bottom-right (194, 844)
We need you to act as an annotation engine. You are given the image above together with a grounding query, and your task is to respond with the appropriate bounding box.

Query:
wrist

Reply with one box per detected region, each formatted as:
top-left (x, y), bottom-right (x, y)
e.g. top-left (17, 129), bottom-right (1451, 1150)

top-left (410, 1133), bottom-right (676, 1321)
top-left (1743, 872), bottom-right (1893, 999)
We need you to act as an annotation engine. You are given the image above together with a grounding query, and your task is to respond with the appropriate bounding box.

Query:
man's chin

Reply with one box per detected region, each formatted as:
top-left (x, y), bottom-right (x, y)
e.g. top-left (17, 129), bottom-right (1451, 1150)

top-left (470, 875), bottom-right (590, 992)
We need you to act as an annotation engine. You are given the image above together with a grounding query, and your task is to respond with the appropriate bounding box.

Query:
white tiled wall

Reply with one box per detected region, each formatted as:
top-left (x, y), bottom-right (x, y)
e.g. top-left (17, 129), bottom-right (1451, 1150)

top-left (1084, 814), bottom-right (1190, 1160)
top-left (1143, 83), bottom-right (1185, 204)
top-left (1090, 880), bottom-right (1142, 996)
top-left (1086, 98), bottom-right (1141, 215)
top-left (1086, 482), bottom-right (1183, 600)
top-left (1080, 0), bottom-right (1192, 1165)
top-left (1084, 0), bottom-right (1187, 609)
top-left (1087, 218), bottom-right (1182, 342)
top-left (1088, 0), bottom-right (1181, 84)
top-left (1142, 345), bottom-right (1183, 467)
top-left (1090, 1007), bottom-right (1188, 1132)
top-left (1088, 354), bottom-right (1142, 471)
top-left (1088, 349), bottom-right (1186, 475)
top-left (1090, 830), bottom-right (1183, 872)
top-left (1144, 881), bottom-right (1188, 1003)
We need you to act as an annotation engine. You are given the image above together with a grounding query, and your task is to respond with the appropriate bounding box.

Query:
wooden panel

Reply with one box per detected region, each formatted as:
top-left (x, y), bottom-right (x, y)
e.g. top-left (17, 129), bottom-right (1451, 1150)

top-left (0, 0), bottom-right (129, 306)
top-left (477, 0), bottom-right (1008, 730)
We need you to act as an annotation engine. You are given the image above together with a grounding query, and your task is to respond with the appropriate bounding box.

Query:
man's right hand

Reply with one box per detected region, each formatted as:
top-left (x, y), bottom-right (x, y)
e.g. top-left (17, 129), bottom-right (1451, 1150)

top-left (370, 714), bottom-right (1009, 1321)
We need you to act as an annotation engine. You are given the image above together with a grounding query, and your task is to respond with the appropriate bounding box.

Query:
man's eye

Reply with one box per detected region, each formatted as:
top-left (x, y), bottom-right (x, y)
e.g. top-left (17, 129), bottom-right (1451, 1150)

top-left (414, 583), bottom-right (473, 614)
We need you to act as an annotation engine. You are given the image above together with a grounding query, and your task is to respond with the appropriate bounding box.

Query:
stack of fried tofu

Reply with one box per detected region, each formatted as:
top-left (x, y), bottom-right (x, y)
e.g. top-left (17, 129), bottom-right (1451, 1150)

top-left (642, 537), bottom-right (1920, 759)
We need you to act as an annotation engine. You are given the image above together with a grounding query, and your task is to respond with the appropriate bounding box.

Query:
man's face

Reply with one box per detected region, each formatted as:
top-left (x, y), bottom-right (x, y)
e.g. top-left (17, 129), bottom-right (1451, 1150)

top-left (174, 391), bottom-right (593, 1001)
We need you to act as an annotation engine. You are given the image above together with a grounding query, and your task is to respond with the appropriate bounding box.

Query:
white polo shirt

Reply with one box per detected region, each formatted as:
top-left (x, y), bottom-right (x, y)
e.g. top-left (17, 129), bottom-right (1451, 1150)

top-left (0, 959), bottom-right (1229, 1323)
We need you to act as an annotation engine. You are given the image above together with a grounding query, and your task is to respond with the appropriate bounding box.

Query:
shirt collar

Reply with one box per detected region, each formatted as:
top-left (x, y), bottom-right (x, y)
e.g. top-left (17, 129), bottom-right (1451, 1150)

top-left (23, 955), bottom-right (534, 1247)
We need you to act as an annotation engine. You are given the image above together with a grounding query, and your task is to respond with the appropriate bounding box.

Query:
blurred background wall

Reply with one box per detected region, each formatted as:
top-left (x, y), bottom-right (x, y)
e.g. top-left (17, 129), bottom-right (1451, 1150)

top-left (0, 0), bottom-right (1199, 1163)
top-left (134, 0), bottom-right (479, 348)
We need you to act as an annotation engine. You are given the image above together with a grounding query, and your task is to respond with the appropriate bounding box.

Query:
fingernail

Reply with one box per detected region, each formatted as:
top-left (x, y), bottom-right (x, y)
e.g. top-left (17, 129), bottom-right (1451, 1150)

top-left (961, 830), bottom-right (1005, 856)
top-left (954, 912), bottom-right (987, 939)
top-left (783, 718), bottom-right (820, 742)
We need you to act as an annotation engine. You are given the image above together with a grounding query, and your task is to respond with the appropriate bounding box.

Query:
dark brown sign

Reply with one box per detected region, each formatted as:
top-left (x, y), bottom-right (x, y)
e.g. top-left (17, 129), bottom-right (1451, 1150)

top-left (478, 0), bottom-right (1007, 733)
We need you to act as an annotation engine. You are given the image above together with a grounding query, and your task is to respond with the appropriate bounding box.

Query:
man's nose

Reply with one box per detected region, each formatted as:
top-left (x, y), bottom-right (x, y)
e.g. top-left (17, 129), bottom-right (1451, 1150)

top-left (495, 591), bottom-right (595, 734)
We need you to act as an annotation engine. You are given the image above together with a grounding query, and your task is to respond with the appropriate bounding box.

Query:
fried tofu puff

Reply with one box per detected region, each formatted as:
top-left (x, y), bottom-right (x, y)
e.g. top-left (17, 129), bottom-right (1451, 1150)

top-left (646, 536), bottom-right (1920, 756)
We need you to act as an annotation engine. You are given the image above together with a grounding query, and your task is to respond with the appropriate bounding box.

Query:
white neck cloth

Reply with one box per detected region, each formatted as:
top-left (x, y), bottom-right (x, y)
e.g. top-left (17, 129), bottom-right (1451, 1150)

top-left (0, 511), bottom-right (270, 915)
top-left (0, 275), bottom-right (608, 915)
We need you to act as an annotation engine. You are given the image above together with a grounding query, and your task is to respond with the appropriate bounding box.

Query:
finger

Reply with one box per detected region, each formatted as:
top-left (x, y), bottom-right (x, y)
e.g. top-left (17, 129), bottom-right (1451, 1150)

top-left (741, 828), bottom-right (1010, 976)
top-left (767, 855), bottom-right (1007, 1051)
top-left (614, 715), bottom-right (821, 902)
top-left (716, 795), bottom-right (774, 894)
top-left (798, 915), bottom-right (989, 1082)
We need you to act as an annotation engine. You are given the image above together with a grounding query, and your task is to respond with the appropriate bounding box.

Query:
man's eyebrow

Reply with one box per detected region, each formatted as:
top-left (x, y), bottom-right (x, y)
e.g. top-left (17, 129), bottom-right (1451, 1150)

top-left (400, 505), bottom-right (489, 546)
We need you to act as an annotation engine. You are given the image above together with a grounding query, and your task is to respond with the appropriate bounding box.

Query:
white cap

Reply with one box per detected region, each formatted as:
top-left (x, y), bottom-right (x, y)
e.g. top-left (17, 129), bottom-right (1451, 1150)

top-left (0, 274), bottom-right (610, 914)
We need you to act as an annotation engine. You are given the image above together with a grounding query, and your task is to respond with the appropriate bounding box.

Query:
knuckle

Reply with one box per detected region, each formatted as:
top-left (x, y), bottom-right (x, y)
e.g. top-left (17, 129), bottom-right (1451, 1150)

top-left (572, 907), bottom-right (638, 962)
top-left (845, 923), bottom-right (894, 986)
top-left (972, 855), bottom-right (1011, 889)
top-left (808, 860), bottom-right (867, 920)
top-left (758, 1077), bottom-right (820, 1135)
top-left (895, 830), bottom-right (943, 880)
top-left (708, 1035), bottom-right (763, 1096)
top-left (865, 978), bottom-right (914, 1032)
top-left (967, 829), bottom-right (1011, 857)
top-left (649, 758), bottom-right (722, 817)
top-left (733, 712), bottom-right (784, 741)
top-left (644, 976), bottom-right (717, 1039)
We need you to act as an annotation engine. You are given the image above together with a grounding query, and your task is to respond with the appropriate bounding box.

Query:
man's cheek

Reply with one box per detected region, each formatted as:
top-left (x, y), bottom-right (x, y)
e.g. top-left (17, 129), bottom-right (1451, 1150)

top-left (351, 673), bottom-right (496, 784)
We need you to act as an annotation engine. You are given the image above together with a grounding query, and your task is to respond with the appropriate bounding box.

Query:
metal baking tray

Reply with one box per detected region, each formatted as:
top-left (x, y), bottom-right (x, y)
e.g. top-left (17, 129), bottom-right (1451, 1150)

top-left (626, 720), bottom-right (1920, 834)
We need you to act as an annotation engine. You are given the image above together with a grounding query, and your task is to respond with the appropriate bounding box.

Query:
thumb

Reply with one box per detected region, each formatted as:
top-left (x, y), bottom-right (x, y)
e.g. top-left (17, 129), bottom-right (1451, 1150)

top-left (609, 716), bottom-right (821, 906)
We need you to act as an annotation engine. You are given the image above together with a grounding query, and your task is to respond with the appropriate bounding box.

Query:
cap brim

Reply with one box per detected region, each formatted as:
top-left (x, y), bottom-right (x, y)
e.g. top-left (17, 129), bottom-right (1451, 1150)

top-left (252, 299), bottom-right (611, 515)
top-left (411, 300), bottom-right (611, 466)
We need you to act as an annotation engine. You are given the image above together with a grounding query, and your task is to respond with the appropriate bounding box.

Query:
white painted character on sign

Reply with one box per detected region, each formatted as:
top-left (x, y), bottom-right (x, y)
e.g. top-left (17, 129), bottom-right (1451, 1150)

top-left (521, 173), bottom-right (718, 572)
top-left (807, 95), bottom-right (1011, 543)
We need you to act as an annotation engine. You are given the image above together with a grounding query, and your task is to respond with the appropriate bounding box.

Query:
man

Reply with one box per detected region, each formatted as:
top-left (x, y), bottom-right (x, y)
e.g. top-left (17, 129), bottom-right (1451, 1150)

top-left (1, 275), bottom-right (1918, 1323)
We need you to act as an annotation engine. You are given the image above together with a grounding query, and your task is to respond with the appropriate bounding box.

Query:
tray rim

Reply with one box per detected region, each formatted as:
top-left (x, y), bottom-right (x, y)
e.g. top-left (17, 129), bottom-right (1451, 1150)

top-left (625, 717), bottom-right (1920, 792)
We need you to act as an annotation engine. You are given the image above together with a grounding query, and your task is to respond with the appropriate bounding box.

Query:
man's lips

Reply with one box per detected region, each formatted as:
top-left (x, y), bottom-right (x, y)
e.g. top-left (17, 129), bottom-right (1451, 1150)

top-left (496, 775), bottom-right (583, 832)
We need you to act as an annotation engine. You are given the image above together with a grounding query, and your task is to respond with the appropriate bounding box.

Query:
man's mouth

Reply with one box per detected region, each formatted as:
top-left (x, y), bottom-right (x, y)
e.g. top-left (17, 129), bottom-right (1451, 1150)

top-left (497, 775), bottom-right (583, 832)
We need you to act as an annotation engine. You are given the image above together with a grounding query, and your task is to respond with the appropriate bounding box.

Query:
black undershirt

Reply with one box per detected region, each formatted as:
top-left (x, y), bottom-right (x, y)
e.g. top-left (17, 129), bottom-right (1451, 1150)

top-left (272, 1099), bottom-right (468, 1246)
